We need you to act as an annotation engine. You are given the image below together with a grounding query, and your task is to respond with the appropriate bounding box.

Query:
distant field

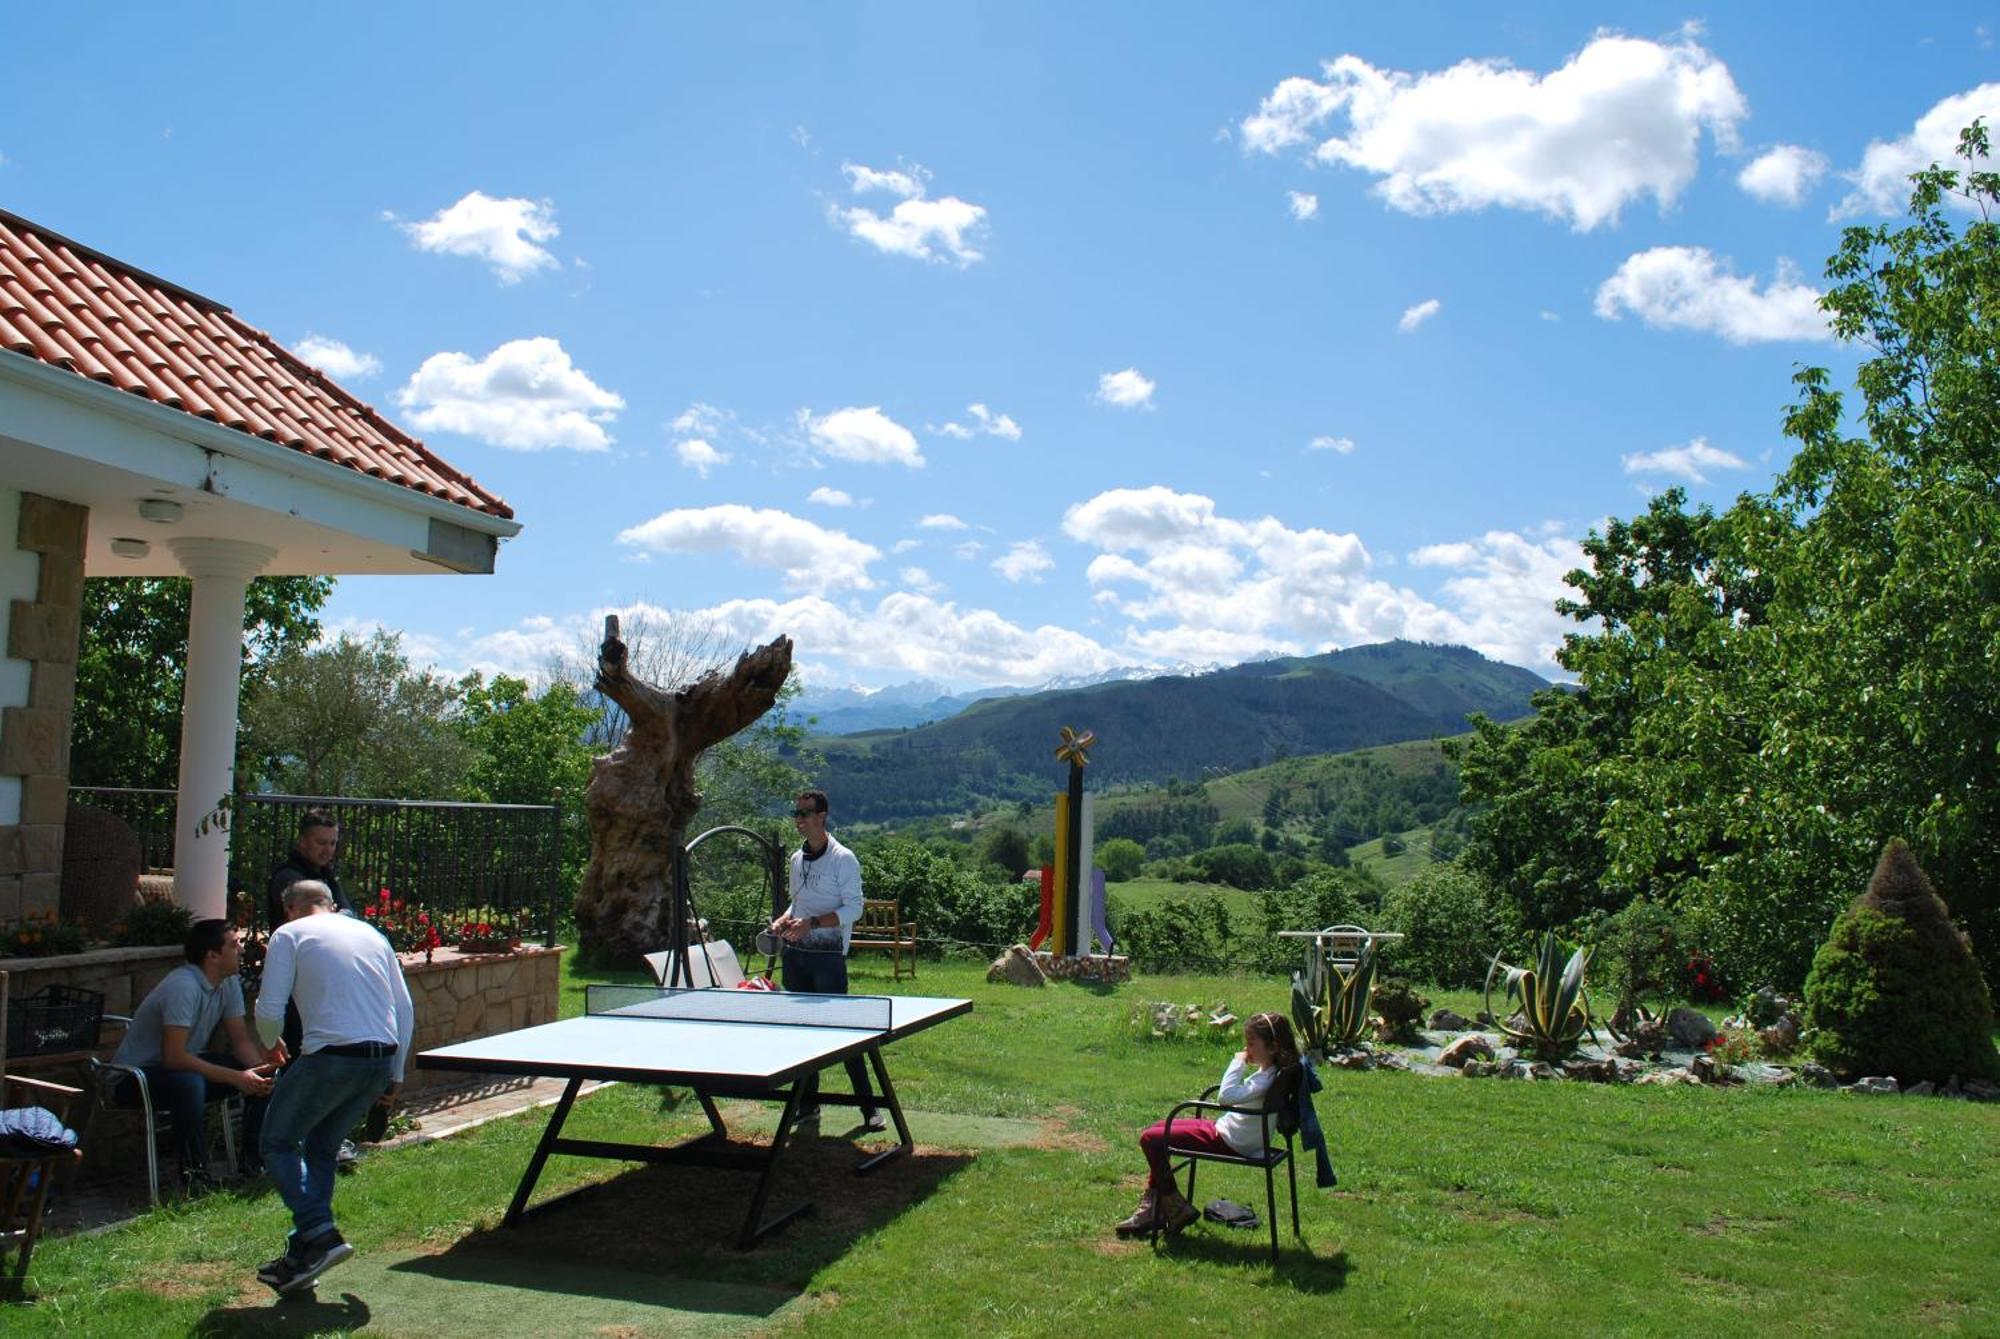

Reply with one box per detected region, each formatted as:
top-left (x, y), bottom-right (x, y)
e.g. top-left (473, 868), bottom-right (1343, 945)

top-left (1345, 825), bottom-right (1440, 886)
top-left (1105, 877), bottom-right (1256, 915)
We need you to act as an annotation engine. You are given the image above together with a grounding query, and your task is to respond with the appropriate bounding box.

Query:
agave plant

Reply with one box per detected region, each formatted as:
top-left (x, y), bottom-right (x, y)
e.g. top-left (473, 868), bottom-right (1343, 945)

top-left (1324, 941), bottom-right (1379, 1048)
top-left (1290, 954), bottom-right (1328, 1056)
top-left (1485, 932), bottom-right (1598, 1057)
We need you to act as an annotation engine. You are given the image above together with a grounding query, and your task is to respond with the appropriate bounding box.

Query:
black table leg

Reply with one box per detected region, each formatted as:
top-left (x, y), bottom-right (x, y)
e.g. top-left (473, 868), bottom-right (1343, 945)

top-left (856, 1047), bottom-right (911, 1174)
top-left (737, 1082), bottom-right (812, 1248)
top-left (504, 1076), bottom-right (581, 1227)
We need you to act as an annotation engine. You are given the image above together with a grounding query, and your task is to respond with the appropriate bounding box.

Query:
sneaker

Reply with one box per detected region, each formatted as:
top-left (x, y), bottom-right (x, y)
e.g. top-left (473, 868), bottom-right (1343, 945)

top-left (335, 1139), bottom-right (360, 1172)
top-left (266, 1231), bottom-right (353, 1294)
top-left (863, 1110), bottom-right (889, 1132)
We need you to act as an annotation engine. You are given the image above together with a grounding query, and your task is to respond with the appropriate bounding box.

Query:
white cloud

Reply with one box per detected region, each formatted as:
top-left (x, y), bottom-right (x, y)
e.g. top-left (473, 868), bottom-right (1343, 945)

top-left (1737, 145), bottom-right (1828, 207)
top-left (616, 505), bottom-right (879, 593)
top-left (671, 402), bottom-right (726, 436)
top-left (1309, 435), bottom-right (1356, 454)
top-left (1621, 437), bottom-right (1749, 483)
top-left (799, 405), bottom-right (924, 467)
top-left (1832, 83), bottom-right (2000, 218)
top-left (952, 540), bottom-right (985, 560)
top-left (1096, 368), bottom-right (1157, 409)
top-left (992, 540), bottom-right (1054, 584)
top-left (834, 161), bottom-right (988, 265)
top-left (898, 566), bottom-right (942, 595)
top-left (891, 538), bottom-right (921, 554)
top-left (938, 402), bottom-right (1023, 441)
top-left (1287, 190), bottom-right (1320, 220)
top-left (1242, 32), bottom-right (1745, 230)
top-left (1398, 298), bottom-right (1441, 333)
top-left (1062, 485), bottom-right (1577, 672)
top-left (674, 438), bottom-right (728, 478)
top-left (919, 513), bottom-right (968, 530)
top-left (397, 190), bottom-right (559, 283)
top-left (842, 162), bottom-right (927, 198)
top-left (293, 334), bottom-right (381, 381)
top-left (1594, 247), bottom-right (1829, 344)
top-left (808, 486), bottom-right (855, 508)
top-left (395, 337), bottom-right (624, 451)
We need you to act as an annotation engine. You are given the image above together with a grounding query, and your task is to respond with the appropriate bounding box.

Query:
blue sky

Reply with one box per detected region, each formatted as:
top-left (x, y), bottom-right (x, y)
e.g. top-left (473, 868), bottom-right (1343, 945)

top-left (7, 5), bottom-right (1997, 689)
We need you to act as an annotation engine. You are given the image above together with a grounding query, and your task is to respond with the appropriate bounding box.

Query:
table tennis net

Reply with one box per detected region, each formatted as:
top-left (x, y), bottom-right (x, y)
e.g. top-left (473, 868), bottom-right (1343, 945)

top-left (585, 985), bottom-right (894, 1032)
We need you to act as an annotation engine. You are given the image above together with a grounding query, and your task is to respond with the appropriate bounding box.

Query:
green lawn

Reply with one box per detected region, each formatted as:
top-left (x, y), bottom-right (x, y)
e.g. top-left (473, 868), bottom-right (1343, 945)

top-left (10, 956), bottom-right (1998, 1336)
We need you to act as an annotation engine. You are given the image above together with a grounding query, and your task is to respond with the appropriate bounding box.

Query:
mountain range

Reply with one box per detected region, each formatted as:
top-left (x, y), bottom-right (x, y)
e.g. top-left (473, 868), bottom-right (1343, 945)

top-left (795, 662), bottom-right (1217, 734)
top-left (806, 640), bottom-right (1550, 823)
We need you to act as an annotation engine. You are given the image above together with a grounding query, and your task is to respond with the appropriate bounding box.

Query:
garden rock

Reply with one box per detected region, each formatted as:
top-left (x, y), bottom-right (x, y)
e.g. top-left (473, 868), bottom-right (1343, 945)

top-left (986, 944), bottom-right (1048, 987)
top-left (1374, 1051), bottom-right (1410, 1071)
top-left (1689, 1053), bottom-right (1728, 1084)
top-left (1328, 1049), bottom-right (1376, 1071)
top-left (1799, 1062), bottom-right (1838, 1089)
top-left (1740, 1065), bottom-right (1795, 1087)
top-left (1848, 1075), bottom-right (1900, 1095)
top-left (1636, 1068), bottom-right (1697, 1087)
top-left (1460, 1060), bottom-right (1498, 1078)
top-left (1667, 1007), bottom-right (1718, 1048)
top-left (1429, 1009), bottom-right (1475, 1032)
top-left (1904, 1080), bottom-right (1936, 1097)
top-left (1759, 1017), bottom-right (1800, 1053)
top-left (1613, 1019), bottom-right (1669, 1059)
top-left (1437, 1035), bottom-right (1496, 1068)
top-left (1962, 1079), bottom-right (2000, 1102)
top-left (1563, 1058), bottom-right (1618, 1084)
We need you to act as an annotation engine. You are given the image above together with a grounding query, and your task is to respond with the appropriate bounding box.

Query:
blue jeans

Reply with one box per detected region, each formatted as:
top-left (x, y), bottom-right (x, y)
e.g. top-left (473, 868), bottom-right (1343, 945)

top-left (780, 943), bottom-right (877, 1117)
top-left (118, 1053), bottom-right (265, 1175)
top-left (258, 1051), bottom-right (392, 1245)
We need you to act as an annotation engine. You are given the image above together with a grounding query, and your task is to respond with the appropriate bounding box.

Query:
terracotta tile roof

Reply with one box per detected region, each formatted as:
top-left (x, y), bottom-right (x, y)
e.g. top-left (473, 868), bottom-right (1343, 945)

top-left (0, 208), bottom-right (512, 520)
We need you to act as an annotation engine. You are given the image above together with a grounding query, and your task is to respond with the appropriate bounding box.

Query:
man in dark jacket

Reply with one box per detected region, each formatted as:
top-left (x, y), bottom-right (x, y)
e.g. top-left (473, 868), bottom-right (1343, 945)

top-left (265, 811), bottom-right (353, 933)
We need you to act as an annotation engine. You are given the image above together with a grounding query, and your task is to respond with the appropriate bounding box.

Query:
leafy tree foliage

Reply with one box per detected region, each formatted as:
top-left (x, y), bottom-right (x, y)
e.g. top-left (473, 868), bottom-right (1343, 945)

top-left (1096, 836), bottom-right (1146, 882)
top-left (71, 575), bottom-right (332, 789)
top-left (237, 630), bottom-right (469, 798)
top-left (1455, 123), bottom-right (2000, 987)
top-left (977, 824), bottom-right (1034, 879)
top-left (454, 672), bottom-right (601, 890)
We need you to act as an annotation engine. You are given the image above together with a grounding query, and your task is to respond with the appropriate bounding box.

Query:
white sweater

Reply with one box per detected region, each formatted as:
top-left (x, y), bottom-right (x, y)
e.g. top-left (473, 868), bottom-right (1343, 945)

top-left (256, 909), bottom-right (417, 1082)
top-left (1211, 1054), bottom-right (1279, 1155)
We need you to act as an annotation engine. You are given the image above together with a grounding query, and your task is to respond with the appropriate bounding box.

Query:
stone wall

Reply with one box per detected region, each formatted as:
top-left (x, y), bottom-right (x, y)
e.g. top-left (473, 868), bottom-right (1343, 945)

top-left (0, 492), bottom-right (87, 927)
top-left (1, 944), bottom-right (186, 1046)
top-left (400, 944), bottom-right (563, 1095)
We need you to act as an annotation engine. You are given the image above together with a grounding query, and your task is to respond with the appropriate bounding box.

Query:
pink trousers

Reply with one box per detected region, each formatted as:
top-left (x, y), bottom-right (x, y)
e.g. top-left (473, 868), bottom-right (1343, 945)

top-left (1138, 1117), bottom-right (1233, 1192)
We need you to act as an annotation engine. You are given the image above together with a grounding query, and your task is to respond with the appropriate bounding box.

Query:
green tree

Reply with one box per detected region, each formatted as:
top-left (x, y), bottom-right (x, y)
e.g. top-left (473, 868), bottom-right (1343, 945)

top-left (1456, 123), bottom-right (2000, 986)
top-left (454, 672), bottom-right (601, 892)
top-left (976, 824), bottom-right (1033, 880)
top-left (237, 630), bottom-right (468, 798)
top-left (71, 575), bottom-right (333, 789)
top-left (1096, 836), bottom-right (1145, 882)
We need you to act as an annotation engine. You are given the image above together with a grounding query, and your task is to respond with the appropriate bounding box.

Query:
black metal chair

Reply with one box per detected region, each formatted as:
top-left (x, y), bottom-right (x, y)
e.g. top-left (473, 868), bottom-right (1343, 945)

top-left (1156, 1061), bottom-right (1304, 1264)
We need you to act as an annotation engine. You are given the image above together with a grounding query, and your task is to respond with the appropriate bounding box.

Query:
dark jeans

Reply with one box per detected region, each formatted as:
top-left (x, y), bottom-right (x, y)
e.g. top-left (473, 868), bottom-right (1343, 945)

top-left (117, 1052), bottom-right (266, 1175)
top-left (779, 943), bottom-right (877, 1118)
top-left (259, 1050), bottom-right (393, 1246)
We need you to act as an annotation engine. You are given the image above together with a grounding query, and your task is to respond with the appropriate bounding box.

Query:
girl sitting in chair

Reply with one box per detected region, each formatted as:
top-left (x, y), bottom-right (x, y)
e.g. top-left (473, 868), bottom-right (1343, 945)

top-left (1117, 1010), bottom-right (1301, 1237)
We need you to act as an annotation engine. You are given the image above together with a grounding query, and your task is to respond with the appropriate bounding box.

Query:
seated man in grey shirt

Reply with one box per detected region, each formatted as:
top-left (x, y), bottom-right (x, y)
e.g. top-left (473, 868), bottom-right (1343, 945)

top-left (111, 919), bottom-right (282, 1188)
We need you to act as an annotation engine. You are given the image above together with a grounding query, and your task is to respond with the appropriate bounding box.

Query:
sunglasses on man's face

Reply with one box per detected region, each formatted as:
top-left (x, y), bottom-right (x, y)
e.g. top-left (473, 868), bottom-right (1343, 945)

top-left (793, 809), bottom-right (820, 818)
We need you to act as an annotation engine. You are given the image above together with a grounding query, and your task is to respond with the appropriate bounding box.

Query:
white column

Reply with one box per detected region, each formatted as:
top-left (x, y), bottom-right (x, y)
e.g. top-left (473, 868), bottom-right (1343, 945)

top-left (170, 538), bottom-right (275, 919)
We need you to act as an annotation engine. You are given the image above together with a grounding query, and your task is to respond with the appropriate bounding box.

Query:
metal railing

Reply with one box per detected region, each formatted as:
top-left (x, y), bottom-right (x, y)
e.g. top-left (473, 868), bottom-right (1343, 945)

top-left (67, 787), bottom-right (563, 947)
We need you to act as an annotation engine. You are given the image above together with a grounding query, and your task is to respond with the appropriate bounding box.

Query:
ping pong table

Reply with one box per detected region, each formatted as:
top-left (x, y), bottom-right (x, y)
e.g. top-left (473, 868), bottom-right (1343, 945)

top-left (416, 985), bottom-right (972, 1247)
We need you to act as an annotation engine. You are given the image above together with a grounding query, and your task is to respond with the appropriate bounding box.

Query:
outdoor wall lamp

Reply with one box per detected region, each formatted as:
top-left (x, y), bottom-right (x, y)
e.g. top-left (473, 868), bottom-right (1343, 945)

top-left (137, 498), bottom-right (184, 524)
top-left (109, 537), bottom-right (151, 558)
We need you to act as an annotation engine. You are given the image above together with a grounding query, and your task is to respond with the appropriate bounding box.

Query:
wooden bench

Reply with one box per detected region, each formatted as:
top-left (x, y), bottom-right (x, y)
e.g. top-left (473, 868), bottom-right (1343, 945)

top-left (850, 899), bottom-right (918, 981)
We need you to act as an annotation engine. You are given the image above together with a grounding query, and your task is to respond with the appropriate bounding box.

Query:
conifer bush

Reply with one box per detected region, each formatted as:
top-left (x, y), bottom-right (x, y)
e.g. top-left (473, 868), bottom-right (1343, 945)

top-left (1803, 839), bottom-right (2000, 1083)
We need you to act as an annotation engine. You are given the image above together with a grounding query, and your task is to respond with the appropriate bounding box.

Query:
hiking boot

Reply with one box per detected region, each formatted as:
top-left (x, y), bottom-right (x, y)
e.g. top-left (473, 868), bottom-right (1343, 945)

top-left (1114, 1190), bottom-right (1159, 1238)
top-left (1158, 1191), bottom-right (1200, 1235)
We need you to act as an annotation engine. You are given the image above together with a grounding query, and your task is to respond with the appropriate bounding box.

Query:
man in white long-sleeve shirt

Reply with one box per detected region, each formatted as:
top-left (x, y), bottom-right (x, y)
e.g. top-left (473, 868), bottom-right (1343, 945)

top-left (252, 878), bottom-right (414, 1294)
top-left (768, 788), bottom-right (881, 1129)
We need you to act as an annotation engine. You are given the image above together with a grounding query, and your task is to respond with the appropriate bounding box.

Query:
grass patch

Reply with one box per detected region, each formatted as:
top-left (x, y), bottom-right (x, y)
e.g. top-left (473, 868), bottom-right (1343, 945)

top-left (9, 955), bottom-right (1998, 1336)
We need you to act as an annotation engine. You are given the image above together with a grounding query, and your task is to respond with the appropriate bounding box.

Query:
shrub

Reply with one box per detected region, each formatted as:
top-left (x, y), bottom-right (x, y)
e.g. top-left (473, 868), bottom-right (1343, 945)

top-left (1381, 865), bottom-right (1501, 988)
top-left (1574, 897), bottom-right (1681, 1018)
top-left (1119, 890), bottom-right (1236, 974)
top-left (861, 837), bottom-right (1037, 953)
top-left (1188, 843), bottom-right (1273, 890)
top-left (112, 888), bottom-right (196, 947)
top-left (1096, 837), bottom-right (1146, 883)
top-left (1803, 840), bottom-right (2000, 1083)
top-left (1249, 867), bottom-right (1368, 975)
top-left (1373, 977), bottom-right (1430, 1039)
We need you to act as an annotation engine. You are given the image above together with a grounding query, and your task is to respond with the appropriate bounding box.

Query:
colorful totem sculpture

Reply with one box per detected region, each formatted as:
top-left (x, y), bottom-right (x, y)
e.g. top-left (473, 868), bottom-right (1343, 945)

top-left (1030, 725), bottom-right (1115, 957)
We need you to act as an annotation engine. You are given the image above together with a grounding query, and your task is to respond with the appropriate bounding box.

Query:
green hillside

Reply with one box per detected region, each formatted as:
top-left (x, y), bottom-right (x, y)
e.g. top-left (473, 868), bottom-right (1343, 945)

top-left (811, 640), bottom-right (1542, 822)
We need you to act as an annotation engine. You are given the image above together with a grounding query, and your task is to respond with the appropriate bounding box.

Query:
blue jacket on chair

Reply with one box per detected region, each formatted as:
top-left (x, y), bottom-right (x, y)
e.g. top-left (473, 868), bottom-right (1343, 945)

top-left (1293, 1056), bottom-right (1336, 1188)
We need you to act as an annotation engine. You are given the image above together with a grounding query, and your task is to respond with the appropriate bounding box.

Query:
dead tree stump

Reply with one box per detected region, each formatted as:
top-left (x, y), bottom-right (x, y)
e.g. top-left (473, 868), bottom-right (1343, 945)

top-left (575, 616), bottom-right (793, 962)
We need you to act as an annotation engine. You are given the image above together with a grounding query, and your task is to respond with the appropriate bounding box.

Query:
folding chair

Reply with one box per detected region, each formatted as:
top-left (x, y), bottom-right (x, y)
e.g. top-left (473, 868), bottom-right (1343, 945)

top-left (0, 1073), bottom-right (83, 1292)
top-left (1155, 1062), bottom-right (1304, 1264)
